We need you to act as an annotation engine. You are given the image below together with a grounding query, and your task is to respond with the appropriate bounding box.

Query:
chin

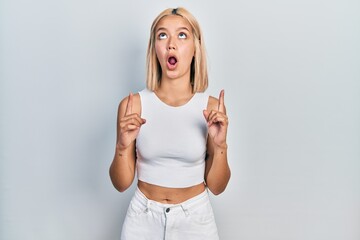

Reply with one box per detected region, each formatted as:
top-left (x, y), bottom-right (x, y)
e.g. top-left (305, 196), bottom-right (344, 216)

top-left (165, 72), bottom-right (179, 79)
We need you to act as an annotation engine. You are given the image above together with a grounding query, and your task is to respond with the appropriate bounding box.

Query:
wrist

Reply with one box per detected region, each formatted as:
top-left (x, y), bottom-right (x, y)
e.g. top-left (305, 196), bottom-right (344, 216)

top-left (215, 142), bottom-right (227, 149)
top-left (213, 143), bottom-right (228, 160)
top-left (116, 143), bottom-right (130, 152)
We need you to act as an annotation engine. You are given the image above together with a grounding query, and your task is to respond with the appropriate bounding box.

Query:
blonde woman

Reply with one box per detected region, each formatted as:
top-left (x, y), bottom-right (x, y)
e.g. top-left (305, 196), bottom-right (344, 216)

top-left (110, 7), bottom-right (231, 239)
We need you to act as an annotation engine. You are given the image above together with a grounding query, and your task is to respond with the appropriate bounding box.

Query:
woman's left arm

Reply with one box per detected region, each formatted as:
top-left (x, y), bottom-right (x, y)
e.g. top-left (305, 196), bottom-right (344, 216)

top-left (203, 90), bottom-right (231, 195)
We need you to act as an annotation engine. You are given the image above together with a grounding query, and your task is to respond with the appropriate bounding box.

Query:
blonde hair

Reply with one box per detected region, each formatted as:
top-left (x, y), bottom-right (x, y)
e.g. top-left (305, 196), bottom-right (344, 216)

top-left (146, 7), bottom-right (208, 93)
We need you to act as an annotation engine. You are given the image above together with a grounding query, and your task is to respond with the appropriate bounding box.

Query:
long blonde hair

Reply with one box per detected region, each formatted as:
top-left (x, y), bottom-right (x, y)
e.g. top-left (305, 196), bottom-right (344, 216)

top-left (146, 7), bottom-right (208, 93)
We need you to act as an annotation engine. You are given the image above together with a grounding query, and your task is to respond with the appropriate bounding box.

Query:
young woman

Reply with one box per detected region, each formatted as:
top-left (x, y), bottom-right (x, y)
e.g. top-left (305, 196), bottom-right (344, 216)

top-left (110, 7), bottom-right (231, 240)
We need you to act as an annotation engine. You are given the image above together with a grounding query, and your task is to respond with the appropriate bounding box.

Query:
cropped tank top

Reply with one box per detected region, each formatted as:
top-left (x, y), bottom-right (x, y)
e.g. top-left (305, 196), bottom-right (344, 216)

top-left (136, 88), bottom-right (209, 188)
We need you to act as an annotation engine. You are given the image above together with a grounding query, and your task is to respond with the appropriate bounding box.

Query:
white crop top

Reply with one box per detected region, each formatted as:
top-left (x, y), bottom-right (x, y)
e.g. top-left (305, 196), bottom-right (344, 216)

top-left (136, 88), bottom-right (209, 188)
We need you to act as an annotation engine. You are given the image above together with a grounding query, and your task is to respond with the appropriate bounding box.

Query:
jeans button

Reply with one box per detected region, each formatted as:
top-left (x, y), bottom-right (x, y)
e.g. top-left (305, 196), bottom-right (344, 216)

top-left (165, 208), bottom-right (170, 213)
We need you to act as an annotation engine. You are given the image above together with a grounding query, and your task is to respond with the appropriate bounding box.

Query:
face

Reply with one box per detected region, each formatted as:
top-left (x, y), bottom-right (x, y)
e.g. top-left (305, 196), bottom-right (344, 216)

top-left (154, 15), bottom-right (195, 81)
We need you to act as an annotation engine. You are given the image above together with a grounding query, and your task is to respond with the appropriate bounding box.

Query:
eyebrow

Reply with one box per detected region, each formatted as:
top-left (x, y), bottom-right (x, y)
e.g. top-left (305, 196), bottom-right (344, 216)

top-left (156, 27), bottom-right (190, 33)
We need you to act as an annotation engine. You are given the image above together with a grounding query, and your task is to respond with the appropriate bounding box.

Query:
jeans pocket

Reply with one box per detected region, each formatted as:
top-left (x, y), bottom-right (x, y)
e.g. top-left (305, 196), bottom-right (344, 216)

top-left (126, 199), bottom-right (148, 217)
top-left (189, 201), bottom-right (215, 224)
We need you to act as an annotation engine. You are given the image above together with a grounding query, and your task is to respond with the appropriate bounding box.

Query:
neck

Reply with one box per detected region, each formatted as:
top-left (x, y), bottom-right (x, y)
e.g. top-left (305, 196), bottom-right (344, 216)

top-left (158, 75), bottom-right (193, 97)
top-left (155, 75), bottom-right (194, 107)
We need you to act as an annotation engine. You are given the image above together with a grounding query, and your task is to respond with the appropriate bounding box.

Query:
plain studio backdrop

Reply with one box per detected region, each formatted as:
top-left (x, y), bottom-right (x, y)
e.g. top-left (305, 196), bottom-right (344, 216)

top-left (1, 0), bottom-right (359, 239)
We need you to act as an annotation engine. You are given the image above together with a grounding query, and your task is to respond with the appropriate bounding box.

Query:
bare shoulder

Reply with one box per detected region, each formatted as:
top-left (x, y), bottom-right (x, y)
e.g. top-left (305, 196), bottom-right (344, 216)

top-left (118, 93), bottom-right (142, 117)
top-left (207, 95), bottom-right (219, 111)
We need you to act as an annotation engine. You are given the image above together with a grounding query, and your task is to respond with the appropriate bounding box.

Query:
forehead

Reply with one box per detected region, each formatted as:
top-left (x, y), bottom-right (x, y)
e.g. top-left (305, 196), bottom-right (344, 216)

top-left (155, 15), bottom-right (192, 31)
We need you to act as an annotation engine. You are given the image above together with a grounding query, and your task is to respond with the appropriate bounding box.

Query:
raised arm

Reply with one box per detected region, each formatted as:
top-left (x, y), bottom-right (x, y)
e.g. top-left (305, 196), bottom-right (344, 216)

top-left (109, 93), bottom-right (145, 192)
top-left (203, 90), bottom-right (231, 195)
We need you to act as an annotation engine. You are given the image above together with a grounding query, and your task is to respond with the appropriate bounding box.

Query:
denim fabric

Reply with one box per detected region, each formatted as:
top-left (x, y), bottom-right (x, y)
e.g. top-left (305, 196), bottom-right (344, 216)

top-left (121, 187), bottom-right (219, 240)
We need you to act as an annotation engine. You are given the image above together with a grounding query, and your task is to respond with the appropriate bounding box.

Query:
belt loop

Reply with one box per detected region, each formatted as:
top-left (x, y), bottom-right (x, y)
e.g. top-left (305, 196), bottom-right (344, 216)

top-left (181, 205), bottom-right (190, 216)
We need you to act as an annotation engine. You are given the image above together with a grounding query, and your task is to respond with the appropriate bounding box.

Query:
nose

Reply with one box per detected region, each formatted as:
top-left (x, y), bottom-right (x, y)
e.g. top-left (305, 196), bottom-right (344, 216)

top-left (167, 37), bottom-right (176, 50)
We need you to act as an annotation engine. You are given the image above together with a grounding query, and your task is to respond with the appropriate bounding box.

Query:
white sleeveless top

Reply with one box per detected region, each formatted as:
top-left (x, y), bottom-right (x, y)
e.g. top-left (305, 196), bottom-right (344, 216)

top-left (136, 88), bottom-right (209, 188)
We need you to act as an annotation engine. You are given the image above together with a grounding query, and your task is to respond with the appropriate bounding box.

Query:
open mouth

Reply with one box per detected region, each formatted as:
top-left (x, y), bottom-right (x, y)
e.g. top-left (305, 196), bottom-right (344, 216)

top-left (167, 56), bottom-right (177, 66)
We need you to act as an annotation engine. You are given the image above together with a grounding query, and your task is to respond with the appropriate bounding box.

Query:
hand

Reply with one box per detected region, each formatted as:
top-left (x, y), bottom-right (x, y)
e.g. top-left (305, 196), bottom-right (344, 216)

top-left (203, 90), bottom-right (228, 148)
top-left (117, 93), bottom-right (146, 150)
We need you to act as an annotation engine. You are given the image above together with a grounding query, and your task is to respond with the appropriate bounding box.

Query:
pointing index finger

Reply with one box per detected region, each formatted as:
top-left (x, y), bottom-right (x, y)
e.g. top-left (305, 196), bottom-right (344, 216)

top-left (124, 92), bottom-right (133, 116)
top-left (218, 89), bottom-right (225, 113)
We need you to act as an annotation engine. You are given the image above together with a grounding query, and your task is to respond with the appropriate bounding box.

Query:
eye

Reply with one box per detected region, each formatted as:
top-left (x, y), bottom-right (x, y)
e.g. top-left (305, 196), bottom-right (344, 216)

top-left (158, 33), bottom-right (167, 39)
top-left (179, 32), bottom-right (187, 39)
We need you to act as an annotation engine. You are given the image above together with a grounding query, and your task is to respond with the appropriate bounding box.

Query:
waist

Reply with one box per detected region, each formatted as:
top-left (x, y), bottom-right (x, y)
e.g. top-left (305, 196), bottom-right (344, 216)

top-left (137, 180), bottom-right (206, 204)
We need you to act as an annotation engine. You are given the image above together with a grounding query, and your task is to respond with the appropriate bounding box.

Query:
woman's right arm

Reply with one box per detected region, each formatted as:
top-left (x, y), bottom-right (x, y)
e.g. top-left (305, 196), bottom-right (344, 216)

top-left (109, 93), bottom-right (145, 192)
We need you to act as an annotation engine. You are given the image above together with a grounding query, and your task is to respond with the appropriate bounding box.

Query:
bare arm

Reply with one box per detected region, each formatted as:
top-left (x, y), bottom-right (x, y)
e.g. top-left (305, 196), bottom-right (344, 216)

top-left (203, 90), bottom-right (231, 195)
top-left (109, 93), bottom-right (145, 192)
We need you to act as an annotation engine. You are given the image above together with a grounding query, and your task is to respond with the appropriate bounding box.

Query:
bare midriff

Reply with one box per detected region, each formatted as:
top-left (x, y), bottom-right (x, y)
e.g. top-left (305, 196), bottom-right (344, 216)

top-left (138, 180), bottom-right (206, 204)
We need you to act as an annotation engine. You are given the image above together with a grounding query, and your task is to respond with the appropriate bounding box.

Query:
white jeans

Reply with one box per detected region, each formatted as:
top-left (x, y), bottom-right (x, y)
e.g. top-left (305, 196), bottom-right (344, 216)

top-left (121, 187), bottom-right (219, 240)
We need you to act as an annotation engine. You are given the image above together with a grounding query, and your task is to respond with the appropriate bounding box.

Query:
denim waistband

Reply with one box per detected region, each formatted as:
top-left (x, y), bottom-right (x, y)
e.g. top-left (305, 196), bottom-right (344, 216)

top-left (133, 187), bottom-right (209, 216)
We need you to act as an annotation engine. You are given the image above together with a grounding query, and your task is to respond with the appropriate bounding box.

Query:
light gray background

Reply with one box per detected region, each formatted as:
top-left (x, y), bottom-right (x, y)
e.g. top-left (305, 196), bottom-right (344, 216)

top-left (1, 0), bottom-right (359, 239)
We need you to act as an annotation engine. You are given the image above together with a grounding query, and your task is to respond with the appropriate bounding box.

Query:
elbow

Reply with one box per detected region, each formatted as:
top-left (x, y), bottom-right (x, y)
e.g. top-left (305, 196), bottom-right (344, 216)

top-left (109, 167), bottom-right (133, 193)
top-left (208, 185), bottom-right (227, 196)
top-left (113, 184), bottom-right (130, 193)
top-left (110, 175), bottom-right (132, 193)
top-left (207, 171), bottom-right (231, 196)
top-left (209, 189), bottom-right (223, 196)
